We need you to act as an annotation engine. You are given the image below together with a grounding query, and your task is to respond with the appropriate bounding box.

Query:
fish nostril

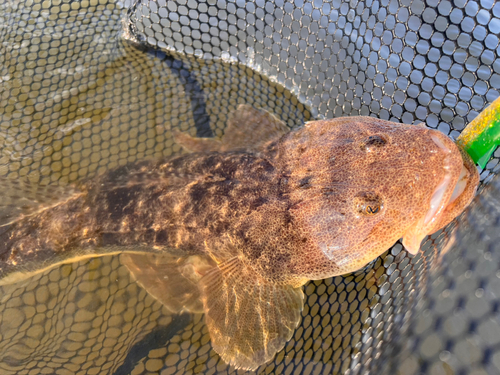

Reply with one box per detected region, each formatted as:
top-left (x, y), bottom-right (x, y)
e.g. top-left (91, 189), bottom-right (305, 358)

top-left (361, 135), bottom-right (388, 151)
top-left (354, 192), bottom-right (384, 216)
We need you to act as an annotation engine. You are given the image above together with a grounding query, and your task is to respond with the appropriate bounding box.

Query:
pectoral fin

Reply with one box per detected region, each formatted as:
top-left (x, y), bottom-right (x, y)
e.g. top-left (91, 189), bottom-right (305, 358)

top-left (121, 253), bottom-right (215, 314)
top-left (174, 104), bottom-right (290, 153)
top-left (200, 257), bottom-right (304, 370)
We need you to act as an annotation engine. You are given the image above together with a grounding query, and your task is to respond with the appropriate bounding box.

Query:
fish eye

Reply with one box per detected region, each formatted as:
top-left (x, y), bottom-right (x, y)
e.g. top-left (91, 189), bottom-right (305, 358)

top-left (354, 192), bottom-right (383, 216)
top-left (362, 135), bottom-right (388, 150)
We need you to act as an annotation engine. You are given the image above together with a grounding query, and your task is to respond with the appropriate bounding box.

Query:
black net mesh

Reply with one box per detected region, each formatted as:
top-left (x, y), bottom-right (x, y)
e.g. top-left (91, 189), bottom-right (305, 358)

top-left (0, 0), bottom-right (499, 374)
top-left (396, 173), bottom-right (500, 375)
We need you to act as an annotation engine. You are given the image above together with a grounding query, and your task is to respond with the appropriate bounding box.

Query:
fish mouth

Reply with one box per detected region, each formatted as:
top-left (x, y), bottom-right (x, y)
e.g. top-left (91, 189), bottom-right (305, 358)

top-left (402, 131), bottom-right (478, 255)
top-left (422, 134), bottom-right (470, 226)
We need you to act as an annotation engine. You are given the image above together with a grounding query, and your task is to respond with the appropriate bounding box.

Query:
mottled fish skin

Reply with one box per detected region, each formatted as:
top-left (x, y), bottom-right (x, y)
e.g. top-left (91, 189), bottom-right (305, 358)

top-left (256, 116), bottom-right (479, 284)
top-left (1, 120), bottom-right (477, 284)
top-left (0, 152), bottom-right (278, 280)
top-left (0, 105), bottom-right (480, 370)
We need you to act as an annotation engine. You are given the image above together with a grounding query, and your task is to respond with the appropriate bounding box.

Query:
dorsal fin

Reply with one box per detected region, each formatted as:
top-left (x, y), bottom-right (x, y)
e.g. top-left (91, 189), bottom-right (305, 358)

top-left (0, 178), bottom-right (80, 227)
top-left (174, 104), bottom-right (290, 153)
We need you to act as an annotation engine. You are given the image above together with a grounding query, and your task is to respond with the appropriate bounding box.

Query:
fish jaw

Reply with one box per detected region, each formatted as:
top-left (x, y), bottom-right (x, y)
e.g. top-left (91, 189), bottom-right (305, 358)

top-left (430, 146), bottom-right (479, 231)
top-left (401, 130), bottom-right (479, 255)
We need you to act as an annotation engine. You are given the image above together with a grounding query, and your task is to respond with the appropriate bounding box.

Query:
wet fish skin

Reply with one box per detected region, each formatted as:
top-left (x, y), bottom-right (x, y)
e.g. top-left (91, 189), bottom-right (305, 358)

top-left (0, 105), bottom-right (479, 370)
top-left (0, 152), bottom-right (278, 278)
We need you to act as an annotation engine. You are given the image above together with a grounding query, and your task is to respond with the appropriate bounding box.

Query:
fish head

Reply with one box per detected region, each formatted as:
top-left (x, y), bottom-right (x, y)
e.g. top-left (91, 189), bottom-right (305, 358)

top-left (279, 116), bottom-right (479, 278)
top-left (399, 133), bottom-right (479, 256)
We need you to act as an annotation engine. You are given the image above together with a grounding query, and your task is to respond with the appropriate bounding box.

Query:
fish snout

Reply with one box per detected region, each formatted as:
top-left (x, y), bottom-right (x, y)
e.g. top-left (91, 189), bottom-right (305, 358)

top-left (401, 129), bottom-right (478, 255)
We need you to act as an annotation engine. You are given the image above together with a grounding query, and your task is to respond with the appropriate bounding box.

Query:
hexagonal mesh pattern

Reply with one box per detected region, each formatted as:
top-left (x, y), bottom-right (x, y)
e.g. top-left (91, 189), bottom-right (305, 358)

top-left (0, 0), bottom-right (499, 374)
top-left (395, 172), bottom-right (500, 375)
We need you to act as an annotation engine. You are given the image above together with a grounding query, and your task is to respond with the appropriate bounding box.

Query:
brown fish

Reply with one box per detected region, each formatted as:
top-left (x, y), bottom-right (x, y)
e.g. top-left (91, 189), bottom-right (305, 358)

top-left (0, 105), bottom-right (479, 370)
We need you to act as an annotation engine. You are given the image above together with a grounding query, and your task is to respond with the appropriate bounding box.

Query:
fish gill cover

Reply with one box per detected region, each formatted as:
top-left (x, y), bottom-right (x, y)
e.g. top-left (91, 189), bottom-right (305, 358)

top-left (0, 0), bottom-right (499, 374)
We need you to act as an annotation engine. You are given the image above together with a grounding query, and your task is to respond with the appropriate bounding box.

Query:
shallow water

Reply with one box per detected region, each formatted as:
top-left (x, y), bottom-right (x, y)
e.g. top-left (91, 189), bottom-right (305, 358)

top-left (0, 1), bottom-right (318, 374)
top-left (1, 0), bottom-right (500, 374)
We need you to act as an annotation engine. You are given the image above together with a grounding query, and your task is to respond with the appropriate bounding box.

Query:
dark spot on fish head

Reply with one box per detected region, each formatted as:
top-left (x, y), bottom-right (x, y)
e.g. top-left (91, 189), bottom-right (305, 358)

top-left (354, 192), bottom-right (384, 216)
top-left (361, 135), bottom-right (388, 151)
top-left (297, 176), bottom-right (313, 189)
top-left (249, 196), bottom-right (268, 210)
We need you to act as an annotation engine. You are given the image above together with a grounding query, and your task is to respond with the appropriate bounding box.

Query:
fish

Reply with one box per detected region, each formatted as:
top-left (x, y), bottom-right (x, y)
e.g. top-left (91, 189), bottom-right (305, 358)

top-left (0, 104), bottom-right (479, 370)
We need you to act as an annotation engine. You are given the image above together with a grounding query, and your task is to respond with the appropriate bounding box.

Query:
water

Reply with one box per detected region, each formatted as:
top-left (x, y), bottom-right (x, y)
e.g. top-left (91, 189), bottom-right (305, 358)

top-left (0, 1), bottom-right (312, 374)
top-left (1, 0), bottom-right (499, 374)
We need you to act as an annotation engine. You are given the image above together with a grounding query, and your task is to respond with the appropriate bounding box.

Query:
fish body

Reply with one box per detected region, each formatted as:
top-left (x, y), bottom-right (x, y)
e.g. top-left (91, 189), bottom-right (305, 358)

top-left (0, 105), bottom-right (479, 370)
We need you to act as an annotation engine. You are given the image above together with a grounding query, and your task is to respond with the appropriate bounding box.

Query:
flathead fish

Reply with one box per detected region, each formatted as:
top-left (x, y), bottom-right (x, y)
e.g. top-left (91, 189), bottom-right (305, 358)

top-left (0, 105), bottom-right (479, 370)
